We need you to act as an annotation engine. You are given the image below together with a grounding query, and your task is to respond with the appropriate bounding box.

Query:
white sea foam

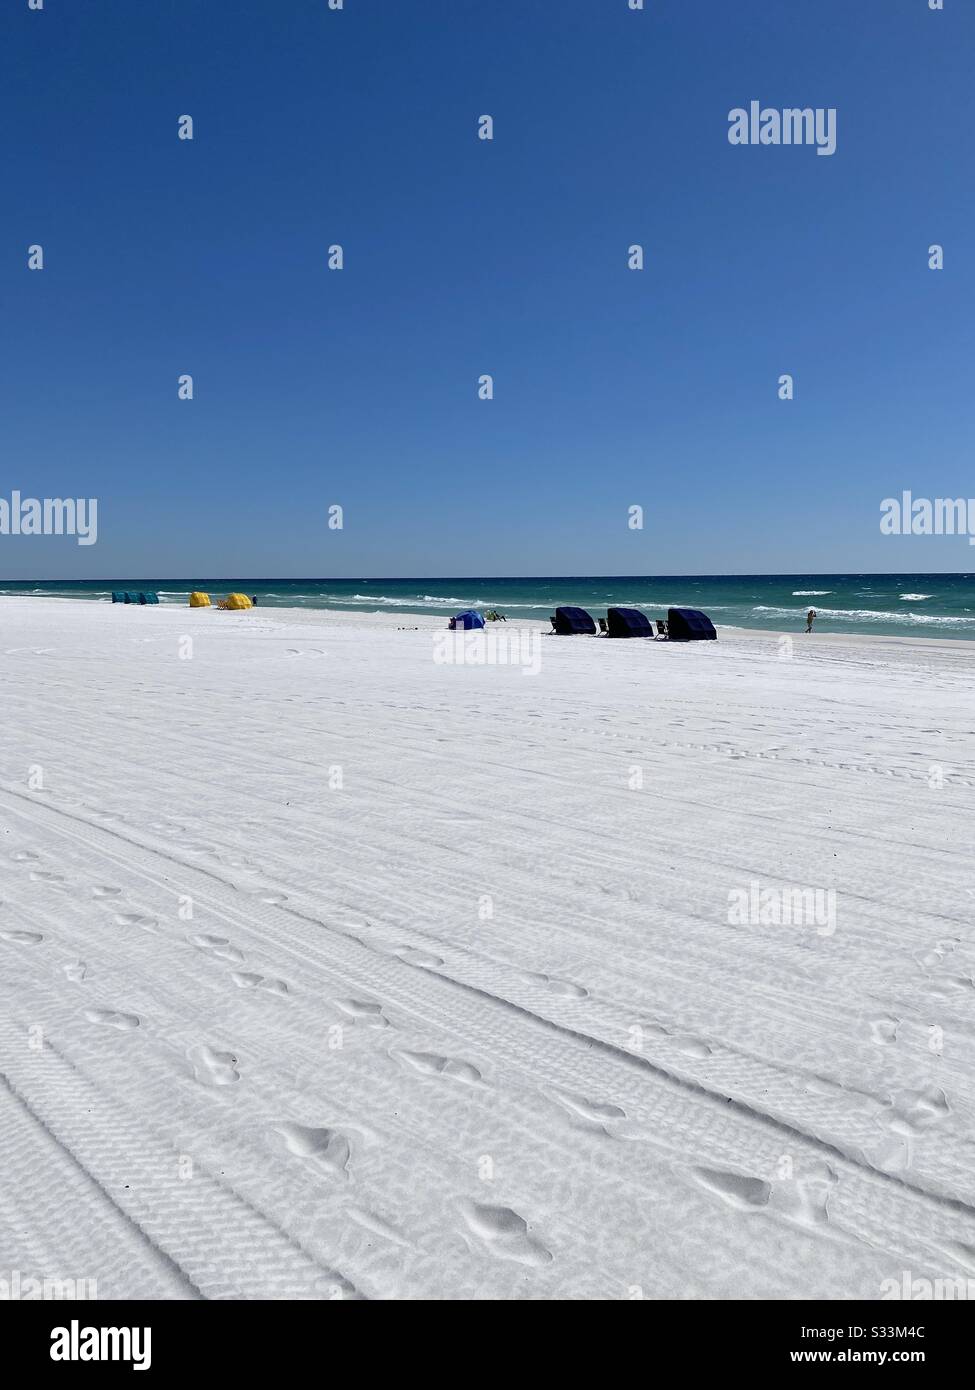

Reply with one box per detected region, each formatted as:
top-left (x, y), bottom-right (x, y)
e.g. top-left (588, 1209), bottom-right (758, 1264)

top-left (792, 590), bottom-right (831, 596)
top-left (346, 593), bottom-right (498, 609)
top-left (349, 593), bottom-right (431, 606)
top-left (752, 604), bottom-right (972, 627)
top-left (899, 593), bottom-right (933, 601)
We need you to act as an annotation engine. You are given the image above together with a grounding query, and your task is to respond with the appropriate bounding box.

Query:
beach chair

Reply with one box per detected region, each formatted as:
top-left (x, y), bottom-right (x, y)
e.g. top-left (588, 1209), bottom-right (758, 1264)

top-left (598, 618), bottom-right (608, 634)
top-left (655, 620), bottom-right (669, 637)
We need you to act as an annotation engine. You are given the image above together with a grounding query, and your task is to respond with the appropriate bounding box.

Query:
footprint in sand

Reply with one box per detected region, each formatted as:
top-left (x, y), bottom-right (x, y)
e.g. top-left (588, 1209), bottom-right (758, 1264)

top-left (691, 1167), bottom-right (771, 1211)
top-left (394, 946), bottom-right (444, 969)
top-left (334, 998), bottom-right (390, 1027)
top-left (769, 1161), bottom-right (837, 1228)
top-left (348, 1207), bottom-right (410, 1247)
top-left (458, 1202), bottom-right (553, 1267)
top-left (391, 1049), bottom-right (482, 1085)
top-left (187, 1044), bottom-right (240, 1086)
top-left (64, 961), bottom-right (89, 981)
top-left (231, 971), bottom-right (290, 996)
top-left (632, 1021), bottom-right (712, 1058)
top-left (864, 1133), bottom-right (914, 1174)
top-left (919, 975), bottom-right (974, 999)
top-left (0, 928), bottom-right (44, 945)
top-left (886, 1085), bottom-right (950, 1137)
top-left (29, 870), bottom-right (65, 885)
top-left (115, 913), bottom-right (158, 931)
top-left (191, 934), bottom-right (244, 964)
top-left (259, 977), bottom-right (289, 996)
top-left (84, 1008), bottom-right (141, 1030)
top-left (185, 842), bottom-right (220, 858)
top-left (11, 850), bottom-right (40, 863)
top-left (524, 971), bottom-right (590, 1000)
top-left (92, 885), bottom-right (123, 900)
top-left (253, 889), bottom-right (288, 905)
top-left (231, 971), bottom-right (263, 989)
top-left (867, 1016), bottom-right (900, 1045)
top-left (804, 1074), bottom-right (846, 1099)
top-left (633, 1021), bottom-right (671, 1044)
top-left (269, 1122), bottom-right (351, 1178)
top-left (548, 1088), bottom-right (626, 1133)
top-left (918, 937), bottom-right (961, 970)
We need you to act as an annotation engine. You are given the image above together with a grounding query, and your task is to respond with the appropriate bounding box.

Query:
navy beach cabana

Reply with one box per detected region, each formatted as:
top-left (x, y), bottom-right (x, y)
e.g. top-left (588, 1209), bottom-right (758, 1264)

top-left (551, 606), bottom-right (597, 635)
top-left (667, 608), bottom-right (717, 640)
top-left (606, 607), bottom-right (655, 638)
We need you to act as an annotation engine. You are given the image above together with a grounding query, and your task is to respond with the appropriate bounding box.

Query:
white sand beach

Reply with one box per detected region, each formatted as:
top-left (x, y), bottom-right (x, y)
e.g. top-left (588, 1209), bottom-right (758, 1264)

top-left (1, 595), bottom-right (974, 1301)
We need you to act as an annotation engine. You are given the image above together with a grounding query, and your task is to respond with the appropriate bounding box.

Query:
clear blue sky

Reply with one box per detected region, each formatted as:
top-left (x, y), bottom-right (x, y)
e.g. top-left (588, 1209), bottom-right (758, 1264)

top-left (3, 0), bottom-right (972, 578)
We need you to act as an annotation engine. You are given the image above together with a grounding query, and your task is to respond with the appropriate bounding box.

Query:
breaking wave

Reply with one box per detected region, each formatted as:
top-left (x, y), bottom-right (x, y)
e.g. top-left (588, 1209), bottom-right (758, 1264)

top-left (752, 605), bottom-right (974, 627)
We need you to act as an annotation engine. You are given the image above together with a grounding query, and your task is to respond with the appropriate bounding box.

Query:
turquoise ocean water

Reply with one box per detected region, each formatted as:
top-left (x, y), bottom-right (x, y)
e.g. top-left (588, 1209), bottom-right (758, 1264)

top-left (3, 576), bottom-right (975, 639)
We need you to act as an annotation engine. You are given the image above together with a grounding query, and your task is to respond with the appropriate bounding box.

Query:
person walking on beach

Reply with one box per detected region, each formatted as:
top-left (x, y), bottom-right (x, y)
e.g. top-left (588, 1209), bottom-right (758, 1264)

top-left (805, 608), bottom-right (816, 634)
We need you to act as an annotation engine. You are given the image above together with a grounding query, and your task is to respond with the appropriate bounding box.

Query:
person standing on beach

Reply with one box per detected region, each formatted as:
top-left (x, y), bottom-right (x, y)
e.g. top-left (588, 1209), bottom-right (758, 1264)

top-left (805, 608), bottom-right (816, 633)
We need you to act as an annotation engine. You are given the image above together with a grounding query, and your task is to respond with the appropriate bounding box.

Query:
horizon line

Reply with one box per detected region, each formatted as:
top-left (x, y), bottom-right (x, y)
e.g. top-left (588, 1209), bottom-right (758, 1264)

top-left (2, 570), bottom-right (973, 585)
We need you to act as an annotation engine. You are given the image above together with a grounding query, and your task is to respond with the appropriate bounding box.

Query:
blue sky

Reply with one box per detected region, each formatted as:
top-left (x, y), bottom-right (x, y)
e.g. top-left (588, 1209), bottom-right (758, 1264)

top-left (3, 0), bottom-right (973, 578)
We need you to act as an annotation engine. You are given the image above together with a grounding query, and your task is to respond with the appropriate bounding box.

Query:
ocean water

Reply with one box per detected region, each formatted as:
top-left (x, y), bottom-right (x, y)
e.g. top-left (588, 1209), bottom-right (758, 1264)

top-left (3, 575), bottom-right (975, 639)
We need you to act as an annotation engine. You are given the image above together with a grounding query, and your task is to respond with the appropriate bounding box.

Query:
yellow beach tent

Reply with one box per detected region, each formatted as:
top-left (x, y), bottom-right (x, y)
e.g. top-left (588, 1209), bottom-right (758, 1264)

top-left (218, 593), bottom-right (253, 610)
top-left (189, 592), bottom-right (211, 607)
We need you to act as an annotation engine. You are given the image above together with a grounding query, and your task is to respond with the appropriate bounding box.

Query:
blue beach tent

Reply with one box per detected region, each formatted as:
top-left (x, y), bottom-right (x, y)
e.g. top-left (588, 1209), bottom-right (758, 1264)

top-left (606, 607), bottom-right (655, 638)
top-left (668, 607), bottom-right (717, 641)
top-left (140, 592), bottom-right (159, 605)
top-left (111, 591), bottom-right (124, 603)
top-left (551, 606), bottom-right (597, 635)
top-left (450, 610), bottom-right (485, 630)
